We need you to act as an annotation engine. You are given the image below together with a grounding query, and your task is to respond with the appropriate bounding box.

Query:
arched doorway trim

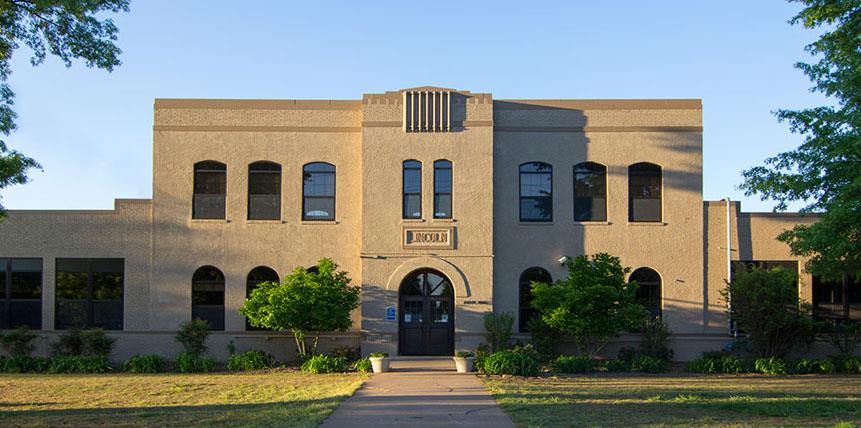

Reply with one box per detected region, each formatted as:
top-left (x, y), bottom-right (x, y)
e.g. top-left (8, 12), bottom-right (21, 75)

top-left (386, 256), bottom-right (469, 298)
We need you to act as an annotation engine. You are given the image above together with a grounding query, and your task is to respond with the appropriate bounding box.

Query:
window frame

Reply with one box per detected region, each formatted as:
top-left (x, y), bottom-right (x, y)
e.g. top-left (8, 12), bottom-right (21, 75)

top-left (302, 162), bottom-right (336, 221)
top-left (192, 160), bottom-right (227, 220)
top-left (519, 162), bottom-right (553, 222)
top-left (55, 258), bottom-right (124, 330)
top-left (247, 161), bottom-right (282, 221)
top-left (628, 162), bottom-right (662, 223)
top-left (246, 266), bottom-right (279, 330)
top-left (402, 160), bottom-right (422, 219)
top-left (0, 257), bottom-right (43, 330)
top-left (573, 162), bottom-right (608, 222)
top-left (433, 159), bottom-right (453, 219)
top-left (518, 267), bottom-right (552, 333)
top-left (191, 265), bottom-right (225, 331)
top-left (629, 267), bottom-right (662, 318)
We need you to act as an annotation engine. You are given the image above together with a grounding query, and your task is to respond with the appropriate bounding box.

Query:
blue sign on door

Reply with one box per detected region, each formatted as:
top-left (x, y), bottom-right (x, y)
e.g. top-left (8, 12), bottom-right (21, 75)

top-left (385, 307), bottom-right (396, 321)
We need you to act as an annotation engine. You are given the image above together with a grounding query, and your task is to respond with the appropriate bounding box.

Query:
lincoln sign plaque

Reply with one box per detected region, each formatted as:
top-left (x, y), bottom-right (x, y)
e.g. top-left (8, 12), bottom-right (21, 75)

top-left (403, 226), bottom-right (454, 249)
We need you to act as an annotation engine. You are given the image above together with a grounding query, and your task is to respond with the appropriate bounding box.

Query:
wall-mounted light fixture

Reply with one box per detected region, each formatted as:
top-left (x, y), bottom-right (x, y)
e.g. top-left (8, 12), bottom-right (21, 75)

top-left (558, 256), bottom-right (569, 265)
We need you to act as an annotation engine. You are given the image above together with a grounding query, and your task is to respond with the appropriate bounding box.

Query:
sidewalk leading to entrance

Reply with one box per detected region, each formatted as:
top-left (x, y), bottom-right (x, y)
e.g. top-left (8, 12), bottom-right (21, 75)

top-left (319, 357), bottom-right (516, 428)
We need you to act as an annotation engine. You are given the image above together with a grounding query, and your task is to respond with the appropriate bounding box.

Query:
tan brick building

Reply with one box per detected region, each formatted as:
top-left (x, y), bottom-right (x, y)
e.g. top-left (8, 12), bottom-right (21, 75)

top-left (0, 87), bottom-right (850, 361)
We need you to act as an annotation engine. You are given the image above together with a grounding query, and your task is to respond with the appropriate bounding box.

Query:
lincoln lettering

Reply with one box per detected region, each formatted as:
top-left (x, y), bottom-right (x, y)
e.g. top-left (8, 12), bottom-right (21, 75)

top-left (413, 231), bottom-right (447, 243)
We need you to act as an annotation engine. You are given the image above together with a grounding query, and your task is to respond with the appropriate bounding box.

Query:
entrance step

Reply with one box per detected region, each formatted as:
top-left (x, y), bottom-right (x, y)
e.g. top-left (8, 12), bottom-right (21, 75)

top-left (389, 356), bottom-right (455, 372)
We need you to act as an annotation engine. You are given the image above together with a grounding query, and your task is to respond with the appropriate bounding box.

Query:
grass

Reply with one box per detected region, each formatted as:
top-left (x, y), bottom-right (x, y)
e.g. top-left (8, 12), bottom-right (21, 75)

top-left (483, 373), bottom-right (861, 427)
top-left (0, 370), bottom-right (368, 427)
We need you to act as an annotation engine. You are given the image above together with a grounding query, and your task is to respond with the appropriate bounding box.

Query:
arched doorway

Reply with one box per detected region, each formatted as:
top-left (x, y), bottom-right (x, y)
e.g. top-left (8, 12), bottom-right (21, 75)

top-left (399, 269), bottom-right (454, 355)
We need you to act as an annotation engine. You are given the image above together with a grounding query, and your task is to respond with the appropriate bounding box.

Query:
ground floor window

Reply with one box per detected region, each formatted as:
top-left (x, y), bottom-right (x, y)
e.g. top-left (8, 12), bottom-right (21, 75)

top-left (519, 267), bottom-right (551, 332)
top-left (192, 266), bottom-right (225, 330)
top-left (0, 258), bottom-right (42, 329)
top-left (630, 267), bottom-right (662, 318)
top-left (813, 274), bottom-right (860, 320)
top-left (246, 266), bottom-right (278, 330)
top-left (55, 258), bottom-right (124, 330)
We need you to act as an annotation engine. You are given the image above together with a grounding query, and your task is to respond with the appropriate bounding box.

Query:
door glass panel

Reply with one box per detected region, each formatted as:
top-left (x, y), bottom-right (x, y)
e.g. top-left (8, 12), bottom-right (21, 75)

top-left (403, 300), bottom-right (423, 324)
top-left (432, 300), bottom-right (450, 324)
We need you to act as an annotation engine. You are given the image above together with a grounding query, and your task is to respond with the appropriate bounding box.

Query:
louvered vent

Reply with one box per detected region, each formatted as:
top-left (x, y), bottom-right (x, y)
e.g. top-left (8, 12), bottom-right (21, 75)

top-left (403, 90), bottom-right (451, 132)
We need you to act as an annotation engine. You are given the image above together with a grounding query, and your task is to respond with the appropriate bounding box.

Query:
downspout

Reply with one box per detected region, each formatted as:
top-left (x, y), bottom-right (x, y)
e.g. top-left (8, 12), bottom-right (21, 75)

top-left (724, 197), bottom-right (735, 337)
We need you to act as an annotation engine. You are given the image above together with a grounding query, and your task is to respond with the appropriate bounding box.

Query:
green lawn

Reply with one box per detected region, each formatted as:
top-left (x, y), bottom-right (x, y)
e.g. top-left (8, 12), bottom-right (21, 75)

top-left (0, 371), bottom-right (367, 427)
top-left (483, 374), bottom-right (861, 427)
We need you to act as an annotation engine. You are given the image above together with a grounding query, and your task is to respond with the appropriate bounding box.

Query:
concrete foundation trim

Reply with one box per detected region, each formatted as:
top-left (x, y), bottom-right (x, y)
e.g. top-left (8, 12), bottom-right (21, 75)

top-left (385, 256), bottom-right (470, 298)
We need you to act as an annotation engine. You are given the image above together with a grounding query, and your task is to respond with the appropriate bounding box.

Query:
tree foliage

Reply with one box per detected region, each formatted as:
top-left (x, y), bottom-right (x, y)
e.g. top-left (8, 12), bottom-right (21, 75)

top-left (723, 267), bottom-right (816, 357)
top-left (531, 253), bottom-right (646, 357)
top-left (740, 0), bottom-right (861, 279)
top-left (0, 0), bottom-right (129, 215)
top-left (241, 258), bottom-right (360, 357)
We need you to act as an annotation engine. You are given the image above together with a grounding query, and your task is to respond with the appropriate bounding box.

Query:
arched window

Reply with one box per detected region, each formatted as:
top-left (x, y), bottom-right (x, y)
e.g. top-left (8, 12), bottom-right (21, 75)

top-left (434, 160), bottom-right (452, 219)
top-left (519, 267), bottom-right (552, 332)
top-left (630, 267), bottom-right (662, 318)
top-left (306, 265), bottom-right (319, 274)
top-left (192, 266), bottom-right (225, 330)
top-left (248, 161), bottom-right (281, 220)
top-left (573, 162), bottom-right (607, 222)
top-left (303, 162), bottom-right (336, 221)
top-left (246, 266), bottom-right (279, 331)
top-left (629, 162), bottom-right (662, 222)
top-left (520, 162), bottom-right (552, 222)
top-left (193, 161), bottom-right (227, 219)
top-left (403, 160), bottom-right (422, 219)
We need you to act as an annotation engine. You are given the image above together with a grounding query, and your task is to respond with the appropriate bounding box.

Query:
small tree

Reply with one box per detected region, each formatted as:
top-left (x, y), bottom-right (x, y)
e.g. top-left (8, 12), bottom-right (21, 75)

top-left (241, 258), bottom-right (360, 358)
top-left (723, 267), bottom-right (816, 357)
top-left (531, 253), bottom-right (646, 357)
top-left (175, 319), bottom-right (211, 357)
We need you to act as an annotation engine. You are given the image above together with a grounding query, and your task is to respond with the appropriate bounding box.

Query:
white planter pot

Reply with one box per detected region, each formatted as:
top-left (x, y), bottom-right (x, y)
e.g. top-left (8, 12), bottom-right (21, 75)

top-left (369, 357), bottom-right (390, 373)
top-left (454, 357), bottom-right (475, 373)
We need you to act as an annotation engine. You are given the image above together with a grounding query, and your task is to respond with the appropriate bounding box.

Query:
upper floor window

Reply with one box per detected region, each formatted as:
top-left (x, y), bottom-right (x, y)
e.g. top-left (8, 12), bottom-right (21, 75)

top-left (628, 162), bottom-right (662, 222)
top-left (248, 161), bottom-right (281, 220)
top-left (573, 162), bottom-right (607, 222)
top-left (193, 161), bottom-right (227, 219)
top-left (519, 162), bottom-right (553, 222)
top-left (0, 258), bottom-right (42, 329)
top-left (303, 162), bottom-right (336, 221)
top-left (519, 267), bottom-right (552, 333)
top-left (403, 160), bottom-right (422, 219)
top-left (630, 267), bottom-right (662, 318)
top-left (192, 266), bottom-right (225, 331)
top-left (434, 160), bottom-right (452, 219)
top-left (56, 258), bottom-right (124, 330)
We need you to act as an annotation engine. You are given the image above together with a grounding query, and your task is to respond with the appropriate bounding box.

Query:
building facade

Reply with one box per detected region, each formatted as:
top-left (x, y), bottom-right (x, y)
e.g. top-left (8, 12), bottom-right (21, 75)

top-left (0, 87), bottom-right (852, 361)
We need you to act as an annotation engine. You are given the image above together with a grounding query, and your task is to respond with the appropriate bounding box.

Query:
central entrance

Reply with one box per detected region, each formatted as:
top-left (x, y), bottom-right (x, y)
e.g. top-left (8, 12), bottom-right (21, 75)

top-left (398, 269), bottom-right (454, 355)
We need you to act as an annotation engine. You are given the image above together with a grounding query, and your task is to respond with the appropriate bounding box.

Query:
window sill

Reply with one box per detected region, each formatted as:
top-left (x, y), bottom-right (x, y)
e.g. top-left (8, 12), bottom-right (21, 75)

top-left (573, 220), bottom-right (612, 225)
top-left (431, 218), bottom-right (456, 223)
top-left (401, 219), bottom-right (426, 223)
top-left (301, 220), bottom-right (339, 225)
top-left (190, 218), bottom-right (228, 224)
top-left (246, 219), bottom-right (283, 224)
top-left (627, 221), bottom-right (668, 226)
top-left (518, 221), bottom-right (554, 226)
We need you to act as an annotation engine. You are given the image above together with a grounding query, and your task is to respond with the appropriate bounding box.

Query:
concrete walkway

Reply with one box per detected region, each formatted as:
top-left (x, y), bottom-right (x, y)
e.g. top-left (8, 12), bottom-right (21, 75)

top-left (319, 357), bottom-right (516, 427)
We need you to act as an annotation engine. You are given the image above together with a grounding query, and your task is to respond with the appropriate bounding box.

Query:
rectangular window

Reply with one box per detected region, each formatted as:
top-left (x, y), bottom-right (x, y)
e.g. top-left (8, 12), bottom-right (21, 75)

top-left (303, 163), bottom-right (336, 221)
top-left (573, 163), bottom-right (607, 222)
top-left (628, 163), bottom-right (662, 222)
top-left (56, 258), bottom-right (123, 330)
top-left (0, 258), bottom-right (42, 329)
top-left (813, 274), bottom-right (860, 320)
top-left (434, 160), bottom-right (452, 219)
top-left (403, 161), bottom-right (422, 219)
top-left (519, 163), bottom-right (553, 222)
top-left (248, 163), bottom-right (281, 220)
top-left (193, 161), bottom-right (227, 219)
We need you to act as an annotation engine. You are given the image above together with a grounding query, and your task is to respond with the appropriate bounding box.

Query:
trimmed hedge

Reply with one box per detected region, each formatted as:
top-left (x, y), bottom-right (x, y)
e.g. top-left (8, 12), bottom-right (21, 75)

top-left (552, 355), bottom-right (598, 374)
top-left (176, 351), bottom-right (216, 373)
top-left (227, 350), bottom-right (275, 371)
top-left (123, 355), bottom-right (167, 373)
top-left (480, 346), bottom-right (541, 376)
top-left (301, 355), bottom-right (348, 374)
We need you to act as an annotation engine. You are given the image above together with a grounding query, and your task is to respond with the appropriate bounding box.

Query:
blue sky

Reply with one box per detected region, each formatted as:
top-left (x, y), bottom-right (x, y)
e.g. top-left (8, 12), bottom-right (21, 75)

top-left (4, 0), bottom-right (825, 212)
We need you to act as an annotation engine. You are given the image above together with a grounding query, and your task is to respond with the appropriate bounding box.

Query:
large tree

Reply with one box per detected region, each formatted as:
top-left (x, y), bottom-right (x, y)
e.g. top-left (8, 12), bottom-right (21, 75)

top-left (0, 0), bottom-right (129, 216)
top-left (741, 1), bottom-right (861, 288)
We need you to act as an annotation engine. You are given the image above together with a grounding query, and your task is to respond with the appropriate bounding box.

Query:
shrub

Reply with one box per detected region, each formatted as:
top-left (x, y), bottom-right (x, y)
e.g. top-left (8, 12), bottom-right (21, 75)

top-left (368, 352), bottom-right (389, 358)
top-left (631, 354), bottom-right (668, 373)
top-left (227, 350), bottom-right (274, 371)
top-left (52, 328), bottom-right (115, 357)
top-left (484, 312), bottom-right (514, 352)
top-left (552, 355), bottom-right (598, 374)
top-left (175, 320), bottom-right (210, 357)
top-left (719, 356), bottom-right (750, 374)
top-left (48, 355), bottom-right (111, 373)
top-left (830, 354), bottom-right (861, 374)
top-left (605, 359), bottom-right (630, 372)
top-left (823, 319), bottom-right (861, 356)
top-left (175, 351), bottom-right (216, 373)
top-left (754, 357), bottom-right (787, 375)
top-left (687, 356), bottom-right (720, 374)
top-left (123, 355), bottom-right (167, 373)
top-left (301, 355), bottom-right (348, 374)
top-left (639, 317), bottom-right (674, 362)
top-left (353, 357), bottom-right (372, 373)
top-left (724, 267), bottom-right (816, 357)
top-left (532, 253), bottom-right (646, 357)
top-left (526, 316), bottom-right (561, 359)
top-left (1, 326), bottom-right (36, 357)
top-left (0, 355), bottom-right (50, 373)
top-left (456, 351), bottom-right (475, 358)
top-left (330, 345), bottom-right (359, 361)
top-left (475, 344), bottom-right (490, 372)
top-left (481, 344), bottom-right (541, 376)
